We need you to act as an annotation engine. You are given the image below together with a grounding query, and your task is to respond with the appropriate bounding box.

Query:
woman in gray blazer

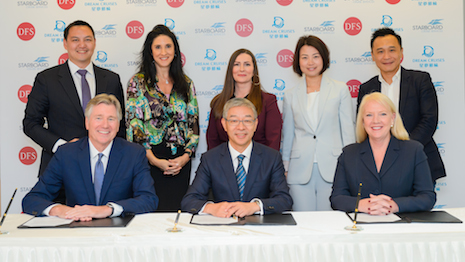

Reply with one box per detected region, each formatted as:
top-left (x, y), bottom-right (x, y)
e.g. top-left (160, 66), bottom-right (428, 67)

top-left (282, 35), bottom-right (355, 211)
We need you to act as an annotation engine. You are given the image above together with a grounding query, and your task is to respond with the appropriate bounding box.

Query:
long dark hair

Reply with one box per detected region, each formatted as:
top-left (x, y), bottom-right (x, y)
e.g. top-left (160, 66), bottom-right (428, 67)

top-left (210, 49), bottom-right (263, 119)
top-left (138, 24), bottom-right (189, 102)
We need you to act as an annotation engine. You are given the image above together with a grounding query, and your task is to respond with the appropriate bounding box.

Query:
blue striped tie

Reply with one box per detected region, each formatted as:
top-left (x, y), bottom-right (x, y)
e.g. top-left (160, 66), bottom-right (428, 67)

top-left (94, 153), bottom-right (104, 205)
top-left (236, 154), bottom-right (246, 200)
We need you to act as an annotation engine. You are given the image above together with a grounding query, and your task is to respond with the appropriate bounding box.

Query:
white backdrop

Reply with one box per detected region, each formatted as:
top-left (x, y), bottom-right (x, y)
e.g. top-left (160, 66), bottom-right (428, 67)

top-left (0, 0), bottom-right (463, 214)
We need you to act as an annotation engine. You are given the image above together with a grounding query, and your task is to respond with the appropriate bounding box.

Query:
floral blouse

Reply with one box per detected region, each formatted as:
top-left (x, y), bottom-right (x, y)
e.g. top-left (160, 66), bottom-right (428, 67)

top-left (126, 73), bottom-right (199, 155)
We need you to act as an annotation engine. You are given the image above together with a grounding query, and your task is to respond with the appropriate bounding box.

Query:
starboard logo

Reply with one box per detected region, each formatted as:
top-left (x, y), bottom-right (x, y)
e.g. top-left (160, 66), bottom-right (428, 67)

top-left (84, 0), bottom-right (118, 11)
top-left (277, 0), bottom-right (293, 5)
top-left (263, 17), bottom-right (295, 39)
top-left (18, 0), bottom-right (48, 8)
top-left (256, 53), bottom-right (267, 65)
top-left (18, 57), bottom-right (49, 70)
top-left (276, 49), bottom-right (294, 68)
top-left (345, 52), bottom-right (373, 64)
top-left (437, 143), bottom-right (445, 155)
top-left (304, 21), bottom-right (335, 34)
top-left (43, 20), bottom-right (65, 43)
top-left (18, 85), bottom-right (33, 103)
top-left (344, 17), bottom-right (362, 36)
top-left (126, 21), bottom-right (144, 39)
top-left (433, 81), bottom-right (445, 95)
top-left (58, 0), bottom-right (75, 9)
top-left (346, 79), bottom-right (361, 98)
top-left (167, 0), bottom-right (184, 8)
top-left (17, 22), bottom-right (35, 41)
top-left (94, 51), bottom-right (118, 70)
top-left (303, 0), bottom-right (334, 8)
top-left (195, 49), bottom-right (227, 72)
top-left (96, 24), bottom-right (117, 38)
top-left (58, 53), bottom-right (68, 65)
top-left (197, 85), bottom-right (223, 97)
top-left (126, 0), bottom-right (157, 5)
top-left (19, 147), bottom-right (37, 165)
top-left (195, 22), bottom-right (226, 35)
top-left (412, 19), bottom-right (443, 32)
top-left (235, 19), bottom-right (253, 37)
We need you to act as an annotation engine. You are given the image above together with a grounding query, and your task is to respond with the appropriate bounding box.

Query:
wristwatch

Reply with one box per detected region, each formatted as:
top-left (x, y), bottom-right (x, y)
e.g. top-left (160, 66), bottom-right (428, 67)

top-left (106, 203), bottom-right (114, 217)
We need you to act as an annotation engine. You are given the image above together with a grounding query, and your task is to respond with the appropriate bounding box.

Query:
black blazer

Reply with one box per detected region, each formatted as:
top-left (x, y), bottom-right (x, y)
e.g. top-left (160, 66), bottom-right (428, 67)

top-left (357, 67), bottom-right (446, 182)
top-left (23, 62), bottom-right (125, 175)
top-left (330, 137), bottom-right (436, 213)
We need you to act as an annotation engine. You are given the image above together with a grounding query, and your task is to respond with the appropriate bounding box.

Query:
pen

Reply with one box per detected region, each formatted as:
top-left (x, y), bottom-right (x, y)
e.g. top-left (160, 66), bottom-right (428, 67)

top-left (0, 188), bottom-right (17, 227)
top-left (173, 210), bottom-right (181, 231)
top-left (353, 183), bottom-right (362, 228)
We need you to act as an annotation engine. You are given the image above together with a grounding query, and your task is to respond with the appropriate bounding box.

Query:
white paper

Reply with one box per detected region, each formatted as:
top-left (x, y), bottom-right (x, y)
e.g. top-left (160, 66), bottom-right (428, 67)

top-left (191, 214), bottom-right (238, 225)
top-left (22, 216), bottom-right (74, 227)
top-left (348, 213), bottom-right (402, 223)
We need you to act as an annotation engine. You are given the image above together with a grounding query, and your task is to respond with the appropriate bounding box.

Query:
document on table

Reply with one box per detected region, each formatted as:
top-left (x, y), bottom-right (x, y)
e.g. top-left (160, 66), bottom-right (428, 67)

top-left (348, 212), bottom-right (402, 223)
top-left (20, 216), bottom-right (74, 227)
top-left (190, 214), bottom-right (238, 225)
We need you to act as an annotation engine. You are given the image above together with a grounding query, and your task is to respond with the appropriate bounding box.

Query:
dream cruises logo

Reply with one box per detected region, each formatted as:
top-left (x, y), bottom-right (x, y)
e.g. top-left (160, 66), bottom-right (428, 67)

top-left (94, 51), bottom-right (118, 70)
top-left (84, 0), bottom-right (117, 12)
top-left (412, 45), bottom-right (445, 68)
top-left (262, 16), bottom-right (295, 39)
top-left (303, 0), bottom-right (334, 8)
top-left (126, 0), bottom-right (157, 6)
top-left (304, 21), bottom-right (335, 34)
top-left (271, 79), bottom-right (286, 101)
top-left (164, 18), bottom-right (186, 38)
top-left (372, 15), bottom-right (403, 32)
top-left (43, 20), bottom-right (65, 43)
top-left (412, 19), bottom-right (443, 32)
top-left (18, 57), bottom-right (49, 70)
top-left (195, 49), bottom-right (227, 72)
top-left (195, 22), bottom-right (226, 36)
top-left (411, 0), bottom-right (442, 7)
top-left (95, 24), bottom-right (117, 38)
top-left (194, 0), bottom-right (226, 9)
top-left (345, 52), bottom-right (373, 64)
top-left (17, 0), bottom-right (48, 8)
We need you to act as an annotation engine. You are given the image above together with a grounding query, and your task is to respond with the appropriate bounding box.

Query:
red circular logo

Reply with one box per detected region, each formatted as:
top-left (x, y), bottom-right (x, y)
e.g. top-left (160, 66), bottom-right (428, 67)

top-left (276, 0), bottom-right (293, 6)
top-left (276, 49), bottom-right (294, 68)
top-left (346, 79), bottom-right (362, 98)
top-left (167, 0), bottom-right (184, 8)
top-left (235, 19), bottom-right (254, 37)
top-left (386, 0), bottom-right (401, 4)
top-left (57, 0), bottom-right (75, 10)
top-left (19, 147), bottom-right (37, 165)
top-left (126, 21), bottom-right (144, 39)
top-left (18, 85), bottom-right (33, 103)
top-left (344, 17), bottom-right (362, 36)
top-left (58, 53), bottom-right (68, 65)
top-left (17, 23), bottom-right (35, 41)
top-left (181, 52), bottom-right (186, 67)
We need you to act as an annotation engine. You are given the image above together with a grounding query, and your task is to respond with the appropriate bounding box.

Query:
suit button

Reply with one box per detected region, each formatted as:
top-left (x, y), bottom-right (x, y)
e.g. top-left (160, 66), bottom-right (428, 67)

top-left (313, 136), bottom-right (316, 139)
top-left (268, 206), bottom-right (275, 210)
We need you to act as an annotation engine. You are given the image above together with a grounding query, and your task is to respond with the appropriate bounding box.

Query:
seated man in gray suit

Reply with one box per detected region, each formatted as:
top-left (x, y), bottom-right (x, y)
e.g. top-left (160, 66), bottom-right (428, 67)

top-left (181, 98), bottom-right (292, 218)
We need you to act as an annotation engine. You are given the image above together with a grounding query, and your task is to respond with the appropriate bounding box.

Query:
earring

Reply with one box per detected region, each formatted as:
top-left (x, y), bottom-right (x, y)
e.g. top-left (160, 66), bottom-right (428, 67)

top-left (391, 124), bottom-right (394, 128)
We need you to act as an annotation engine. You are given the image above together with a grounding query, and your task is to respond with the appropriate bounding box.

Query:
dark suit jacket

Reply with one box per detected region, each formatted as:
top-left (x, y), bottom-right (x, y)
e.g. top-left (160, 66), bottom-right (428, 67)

top-left (181, 142), bottom-right (292, 214)
top-left (23, 61), bottom-right (125, 176)
top-left (206, 92), bottom-right (282, 151)
top-left (357, 67), bottom-right (446, 182)
top-left (22, 137), bottom-right (158, 215)
top-left (330, 137), bottom-right (436, 213)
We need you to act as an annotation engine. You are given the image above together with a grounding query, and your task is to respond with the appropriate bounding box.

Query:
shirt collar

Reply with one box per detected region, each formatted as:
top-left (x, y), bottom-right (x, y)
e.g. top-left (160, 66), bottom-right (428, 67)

top-left (68, 60), bottom-right (95, 77)
top-left (228, 141), bottom-right (253, 161)
top-left (88, 138), bottom-right (114, 159)
top-left (378, 67), bottom-right (401, 85)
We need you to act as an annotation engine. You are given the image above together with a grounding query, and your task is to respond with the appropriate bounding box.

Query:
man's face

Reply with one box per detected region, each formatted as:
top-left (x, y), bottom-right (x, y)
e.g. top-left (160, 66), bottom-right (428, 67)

top-left (371, 35), bottom-right (403, 77)
top-left (63, 25), bottom-right (96, 68)
top-left (85, 103), bottom-right (119, 151)
top-left (221, 105), bottom-right (257, 152)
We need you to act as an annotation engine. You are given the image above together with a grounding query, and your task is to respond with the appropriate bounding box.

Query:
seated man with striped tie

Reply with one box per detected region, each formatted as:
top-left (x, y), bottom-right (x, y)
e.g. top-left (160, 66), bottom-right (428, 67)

top-left (181, 98), bottom-right (292, 218)
top-left (22, 94), bottom-right (158, 221)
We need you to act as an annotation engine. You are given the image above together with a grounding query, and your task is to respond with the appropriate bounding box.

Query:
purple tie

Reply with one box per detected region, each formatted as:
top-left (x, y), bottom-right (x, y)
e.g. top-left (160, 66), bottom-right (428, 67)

top-left (77, 69), bottom-right (91, 112)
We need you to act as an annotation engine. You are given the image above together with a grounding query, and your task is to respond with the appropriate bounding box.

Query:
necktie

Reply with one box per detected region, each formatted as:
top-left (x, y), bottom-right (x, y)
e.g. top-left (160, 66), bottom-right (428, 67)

top-left (77, 69), bottom-right (91, 112)
top-left (94, 153), bottom-right (104, 205)
top-left (236, 154), bottom-right (246, 200)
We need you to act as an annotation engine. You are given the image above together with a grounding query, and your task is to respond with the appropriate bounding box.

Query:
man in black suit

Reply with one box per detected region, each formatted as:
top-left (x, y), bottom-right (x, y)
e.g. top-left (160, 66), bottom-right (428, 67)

top-left (357, 28), bottom-right (446, 183)
top-left (23, 20), bottom-right (125, 177)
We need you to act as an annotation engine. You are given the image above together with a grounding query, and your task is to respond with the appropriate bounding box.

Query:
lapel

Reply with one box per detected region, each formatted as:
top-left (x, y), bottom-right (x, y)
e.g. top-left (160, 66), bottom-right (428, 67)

top-left (99, 138), bottom-right (122, 203)
top-left (77, 138), bottom-right (97, 204)
top-left (93, 64), bottom-right (108, 95)
top-left (315, 73), bottom-right (331, 132)
top-left (398, 67), bottom-right (410, 115)
top-left (359, 139), bottom-right (379, 180)
top-left (243, 142), bottom-right (261, 200)
top-left (220, 144), bottom-right (241, 200)
top-left (378, 137), bottom-right (400, 178)
top-left (58, 62), bottom-right (85, 120)
top-left (297, 77), bottom-right (315, 132)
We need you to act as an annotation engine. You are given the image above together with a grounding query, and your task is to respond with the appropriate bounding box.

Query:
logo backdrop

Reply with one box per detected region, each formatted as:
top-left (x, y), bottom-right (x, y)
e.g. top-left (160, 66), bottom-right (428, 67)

top-left (0, 0), bottom-right (464, 213)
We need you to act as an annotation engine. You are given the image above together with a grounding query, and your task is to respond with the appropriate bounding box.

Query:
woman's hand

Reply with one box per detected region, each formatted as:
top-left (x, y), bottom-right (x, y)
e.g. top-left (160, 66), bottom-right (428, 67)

top-left (166, 153), bottom-right (190, 176)
top-left (358, 194), bottom-right (399, 215)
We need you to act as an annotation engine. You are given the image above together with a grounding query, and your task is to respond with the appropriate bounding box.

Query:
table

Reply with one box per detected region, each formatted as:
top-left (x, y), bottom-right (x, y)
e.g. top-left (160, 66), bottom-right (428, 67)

top-left (1, 208), bottom-right (464, 262)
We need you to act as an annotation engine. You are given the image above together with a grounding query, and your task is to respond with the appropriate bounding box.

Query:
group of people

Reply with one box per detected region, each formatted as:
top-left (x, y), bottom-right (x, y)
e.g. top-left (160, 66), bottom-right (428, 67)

top-left (21, 20), bottom-right (444, 221)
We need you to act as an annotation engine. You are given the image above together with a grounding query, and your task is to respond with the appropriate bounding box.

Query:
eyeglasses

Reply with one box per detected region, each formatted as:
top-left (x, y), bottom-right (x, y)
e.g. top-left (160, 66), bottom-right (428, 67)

top-left (225, 118), bottom-right (256, 127)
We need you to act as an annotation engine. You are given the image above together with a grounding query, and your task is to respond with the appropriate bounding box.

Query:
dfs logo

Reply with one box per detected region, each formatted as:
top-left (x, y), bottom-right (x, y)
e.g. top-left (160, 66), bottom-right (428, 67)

top-left (17, 23), bottom-right (35, 41)
top-left (58, 0), bottom-right (75, 10)
top-left (344, 17), bottom-right (362, 36)
top-left (235, 19), bottom-right (253, 37)
top-left (167, 0), bottom-right (183, 8)
top-left (126, 21), bottom-right (144, 39)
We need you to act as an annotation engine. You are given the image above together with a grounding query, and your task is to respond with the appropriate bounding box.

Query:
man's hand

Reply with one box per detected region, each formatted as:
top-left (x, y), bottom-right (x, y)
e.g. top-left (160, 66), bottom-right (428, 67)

top-left (49, 204), bottom-right (112, 221)
top-left (204, 201), bottom-right (260, 218)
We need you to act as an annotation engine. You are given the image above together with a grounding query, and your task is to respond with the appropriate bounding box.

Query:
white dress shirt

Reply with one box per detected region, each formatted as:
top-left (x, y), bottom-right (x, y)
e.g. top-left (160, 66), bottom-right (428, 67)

top-left (379, 67), bottom-right (401, 112)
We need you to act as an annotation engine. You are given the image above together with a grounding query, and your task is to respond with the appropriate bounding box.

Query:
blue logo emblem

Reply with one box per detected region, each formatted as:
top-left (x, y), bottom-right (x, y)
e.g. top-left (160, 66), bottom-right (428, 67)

top-left (437, 143), bottom-right (445, 149)
top-left (211, 23), bottom-right (225, 28)
top-left (255, 53), bottom-right (267, 59)
top-left (422, 46), bottom-right (434, 57)
top-left (102, 24), bottom-right (117, 30)
top-left (274, 79), bottom-right (286, 91)
top-left (433, 81), bottom-right (444, 88)
top-left (96, 51), bottom-right (108, 63)
top-left (165, 19), bottom-right (175, 30)
top-left (361, 52), bottom-right (372, 58)
top-left (381, 15), bottom-right (393, 27)
top-left (272, 17), bottom-right (284, 29)
top-left (205, 49), bottom-right (217, 61)
top-left (34, 57), bottom-right (49, 63)
top-left (320, 21), bottom-right (335, 27)
top-left (54, 20), bottom-right (66, 33)
top-left (428, 19), bottom-right (443, 25)
top-left (212, 85), bottom-right (223, 91)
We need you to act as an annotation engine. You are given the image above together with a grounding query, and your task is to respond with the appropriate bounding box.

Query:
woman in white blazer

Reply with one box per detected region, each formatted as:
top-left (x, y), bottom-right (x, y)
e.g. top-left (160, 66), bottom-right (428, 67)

top-left (282, 35), bottom-right (355, 211)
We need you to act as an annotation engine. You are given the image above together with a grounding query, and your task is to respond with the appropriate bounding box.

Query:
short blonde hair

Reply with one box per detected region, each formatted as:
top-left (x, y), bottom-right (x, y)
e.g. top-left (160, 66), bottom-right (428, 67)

top-left (356, 92), bottom-right (409, 143)
top-left (85, 94), bottom-right (122, 121)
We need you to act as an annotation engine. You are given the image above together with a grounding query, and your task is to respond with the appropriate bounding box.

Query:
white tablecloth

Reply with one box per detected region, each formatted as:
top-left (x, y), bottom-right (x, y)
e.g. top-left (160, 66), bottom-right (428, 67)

top-left (1, 208), bottom-right (465, 262)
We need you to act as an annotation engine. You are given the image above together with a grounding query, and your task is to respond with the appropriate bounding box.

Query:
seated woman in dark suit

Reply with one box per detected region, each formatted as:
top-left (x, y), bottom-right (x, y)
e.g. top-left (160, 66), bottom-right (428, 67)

top-left (330, 92), bottom-right (435, 215)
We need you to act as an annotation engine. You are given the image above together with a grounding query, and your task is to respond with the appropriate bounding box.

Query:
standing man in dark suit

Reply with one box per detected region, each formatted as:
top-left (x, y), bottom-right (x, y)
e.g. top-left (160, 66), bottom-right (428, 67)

top-left (22, 94), bottom-right (158, 221)
top-left (357, 28), bottom-right (446, 183)
top-left (23, 20), bottom-right (125, 177)
top-left (181, 98), bottom-right (292, 218)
